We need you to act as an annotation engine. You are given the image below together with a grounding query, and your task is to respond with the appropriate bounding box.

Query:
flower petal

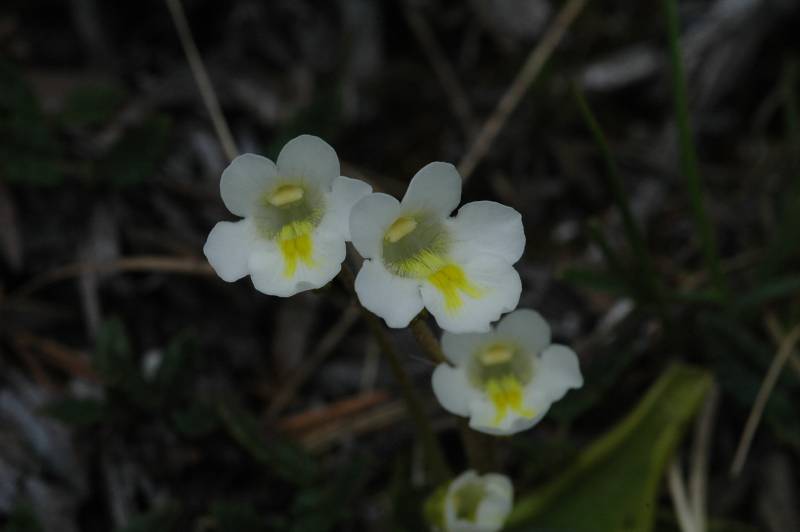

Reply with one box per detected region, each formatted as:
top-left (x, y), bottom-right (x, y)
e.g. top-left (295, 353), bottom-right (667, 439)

top-left (466, 394), bottom-right (543, 436)
top-left (476, 475), bottom-right (513, 527)
top-left (532, 344), bottom-right (583, 400)
top-left (496, 308), bottom-right (551, 357)
top-left (220, 154), bottom-right (278, 217)
top-left (320, 176), bottom-right (373, 240)
top-left (276, 134), bottom-right (339, 190)
top-left (431, 364), bottom-right (473, 417)
top-left (349, 193), bottom-right (402, 259)
top-left (203, 219), bottom-right (258, 282)
top-left (401, 162), bottom-right (462, 217)
top-left (441, 331), bottom-right (489, 366)
top-left (249, 229), bottom-right (345, 297)
top-left (354, 258), bottom-right (423, 328)
top-left (421, 256), bottom-right (521, 334)
top-left (448, 200), bottom-right (525, 264)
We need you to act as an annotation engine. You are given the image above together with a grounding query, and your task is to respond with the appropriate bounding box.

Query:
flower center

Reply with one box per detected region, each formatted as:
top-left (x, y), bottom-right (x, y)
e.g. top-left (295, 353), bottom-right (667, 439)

top-left (267, 184), bottom-right (305, 206)
top-left (253, 181), bottom-right (325, 278)
top-left (469, 342), bottom-right (536, 426)
top-left (452, 481), bottom-right (487, 523)
top-left (480, 344), bottom-right (513, 365)
top-left (384, 216), bottom-right (418, 243)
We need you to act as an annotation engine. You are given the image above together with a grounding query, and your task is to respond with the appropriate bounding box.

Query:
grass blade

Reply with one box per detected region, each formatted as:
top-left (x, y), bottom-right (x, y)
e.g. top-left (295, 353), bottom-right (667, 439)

top-left (663, 0), bottom-right (727, 298)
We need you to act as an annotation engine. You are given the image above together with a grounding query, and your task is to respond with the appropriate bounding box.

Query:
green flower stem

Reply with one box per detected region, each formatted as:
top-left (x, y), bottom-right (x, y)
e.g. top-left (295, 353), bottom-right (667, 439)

top-left (458, 420), bottom-right (497, 474)
top-left (338, 264), bottom-right (451, 484)
top-left (410, 314), bottom-right (448, 364)
top-left (663, 0), bottom-right (727, 298)
top-left (410, 314), bottom-right (496, 473)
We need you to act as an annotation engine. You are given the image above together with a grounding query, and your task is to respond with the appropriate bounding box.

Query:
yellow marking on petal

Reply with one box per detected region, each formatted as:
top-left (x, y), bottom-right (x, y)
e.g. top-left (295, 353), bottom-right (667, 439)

top-left (268, 184), bottom-right (305, 207)
top-left (480, 344), bottom-right (513, 366)
top-left (384, 216), bottom-right (418, 243)
top-left (486, 375), bottom-right (535, 426)
top-left (427, 264), bottom-right (483, 313)
top-left (278, 221), bottom-right (315, 277)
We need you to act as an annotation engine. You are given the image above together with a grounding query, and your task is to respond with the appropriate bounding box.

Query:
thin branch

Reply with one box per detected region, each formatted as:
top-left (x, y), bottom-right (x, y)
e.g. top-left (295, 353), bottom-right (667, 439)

top-left (11, 256), bottom-right (212, 299)
top-left (764, 313), bottom-right (800, 380)
top-left (403, 4), bottom-right (476, 136)
top-left (730, 323), bottom-right (800, 477)
top-left (458, 0), bottom-right (587, 181)
top-left (267, 305), bottom-right (360, 417)
top-left (165, 0), bottom-right (239, 162)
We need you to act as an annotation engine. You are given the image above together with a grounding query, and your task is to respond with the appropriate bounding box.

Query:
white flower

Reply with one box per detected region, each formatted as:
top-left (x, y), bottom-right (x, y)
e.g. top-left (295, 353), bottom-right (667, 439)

top-left (431, 309), bottom-right (582, 436)
top-left (435, 470), bottom-right (513, 532)
top-left (349, 162), bottom-right (524, 333)
top-left (203, 135), bottom-right (372, 297)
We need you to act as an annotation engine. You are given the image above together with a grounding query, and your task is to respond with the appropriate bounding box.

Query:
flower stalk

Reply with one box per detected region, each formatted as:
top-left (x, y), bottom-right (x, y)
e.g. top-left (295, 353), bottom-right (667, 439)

top-left (339, 264), bottom-right (451, 484)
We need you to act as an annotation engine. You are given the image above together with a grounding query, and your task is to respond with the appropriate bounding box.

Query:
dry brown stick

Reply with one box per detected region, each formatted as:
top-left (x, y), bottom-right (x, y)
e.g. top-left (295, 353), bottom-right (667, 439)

top-left (296, 400), bottom-right (408, 452)
top-left (730, 322), bottom-right (800, 477)
top-left (277, 389), bottom-right (391, 434)
top-left (12, 256), bottom-right (213, 299)
top-left (457, 0), bottom-right (588, 181)
top-left (165, 0), bottom-right (238, 162)
top-left (267, 305), bottom-right (361, 417)
top-left (14, 331), bottom-right (99, 382)
top-left (764, 313), bottom-right (800, 380)
top-left (403, 4), bottom-right (476, 136)
top-left (668, 458), bottom-right (698, 532)
top-left (689, 383), bottom-right (718, 532)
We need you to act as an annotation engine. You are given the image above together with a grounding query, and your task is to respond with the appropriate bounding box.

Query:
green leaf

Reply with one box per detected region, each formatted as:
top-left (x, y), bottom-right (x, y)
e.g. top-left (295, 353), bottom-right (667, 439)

top-left (507, 364), bottom-right (712, 532)
top-left (217, 402), bottom-right (317, 486)
top-left (211, 501), bottom-right (267, 532)
top-left (0, 60), bottom-right (62, 186)
top-left (154, 331), bottom-right (196, 402)
top-left (42, 398), bottom-right (107, 426)
top-left (95, 116), bottom-right (170, 187)
top-left (60, 84), bottom-right (127, 128)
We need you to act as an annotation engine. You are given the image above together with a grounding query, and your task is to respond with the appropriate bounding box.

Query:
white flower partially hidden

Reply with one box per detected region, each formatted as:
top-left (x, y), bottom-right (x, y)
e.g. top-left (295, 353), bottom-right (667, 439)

top-left (349, 162), bottom-right (524, 333)
top-left (432, 309), bottom-right (582, 436)
top-left (434, 470), bottom-right (513, 532)
top-left (204, 135), bottom-right (371, 296)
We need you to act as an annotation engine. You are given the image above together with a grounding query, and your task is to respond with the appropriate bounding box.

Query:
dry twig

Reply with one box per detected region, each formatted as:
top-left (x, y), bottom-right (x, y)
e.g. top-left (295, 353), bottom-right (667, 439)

top-left (458, 0), bottom-right (588, 181)
top-left (730, 322), bottom-right (800, 477)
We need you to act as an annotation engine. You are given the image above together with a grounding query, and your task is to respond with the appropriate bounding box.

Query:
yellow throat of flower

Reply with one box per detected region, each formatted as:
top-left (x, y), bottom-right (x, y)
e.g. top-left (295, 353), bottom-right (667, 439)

top-left (427, 263), bottom-right (484, 313)
top-left (278, 221), bottom-right (315, 277)
top-left (485, 375), bottom-right (535, 426)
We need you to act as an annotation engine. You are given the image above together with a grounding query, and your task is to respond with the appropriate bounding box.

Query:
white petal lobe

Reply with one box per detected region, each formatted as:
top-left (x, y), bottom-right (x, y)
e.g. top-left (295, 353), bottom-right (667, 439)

top-left (448, 200), bottom-right (525, 264)
top-left (220, 154), bottom-right (278, 217)
top-left (354, 259), bottom-right (423, 328)
top-left (431, 365), bottom-right (473, 417)
top-left (349, 193), bottom-right (401, 259)
top-left (401, 162), bottom-right (462, 217)
top-left (203, 219), bottom-right (258, 282)
top-left (276, 135), bottom-right (339, 190)
top-left (321, 176), bottom-right (372, 240)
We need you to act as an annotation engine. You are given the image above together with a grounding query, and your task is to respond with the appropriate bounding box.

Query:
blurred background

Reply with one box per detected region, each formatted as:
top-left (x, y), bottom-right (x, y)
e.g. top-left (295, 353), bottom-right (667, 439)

top-left (1, 0), bottom-right (800, 531)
